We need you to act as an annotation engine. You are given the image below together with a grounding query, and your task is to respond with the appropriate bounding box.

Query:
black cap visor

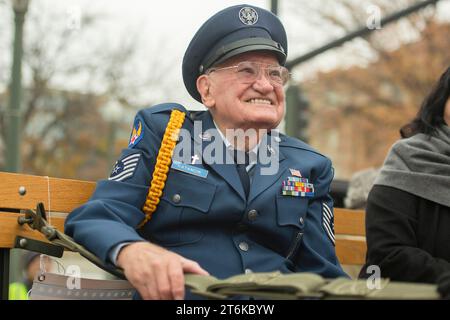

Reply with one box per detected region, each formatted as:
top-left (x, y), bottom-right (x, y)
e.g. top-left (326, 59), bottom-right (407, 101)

top-left (200, 37), bottom-right (287, 73)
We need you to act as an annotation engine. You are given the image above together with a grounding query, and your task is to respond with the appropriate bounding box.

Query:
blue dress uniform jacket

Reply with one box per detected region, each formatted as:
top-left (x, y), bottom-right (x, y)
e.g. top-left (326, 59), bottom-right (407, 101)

top-left (65, 103), bottom-right (347, 292)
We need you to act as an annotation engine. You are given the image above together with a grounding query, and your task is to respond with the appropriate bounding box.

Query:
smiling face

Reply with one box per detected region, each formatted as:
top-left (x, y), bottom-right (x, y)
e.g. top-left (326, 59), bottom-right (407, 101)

top-left (196, 51), bottom-right (285, 133)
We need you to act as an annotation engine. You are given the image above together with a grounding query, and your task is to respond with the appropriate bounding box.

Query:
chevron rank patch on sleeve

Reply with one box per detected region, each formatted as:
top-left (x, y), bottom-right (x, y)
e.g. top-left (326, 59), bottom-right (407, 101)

top-left (322, 202), bottom-right (335, 246)
top-left (108, 153), bottom-right (141, 182)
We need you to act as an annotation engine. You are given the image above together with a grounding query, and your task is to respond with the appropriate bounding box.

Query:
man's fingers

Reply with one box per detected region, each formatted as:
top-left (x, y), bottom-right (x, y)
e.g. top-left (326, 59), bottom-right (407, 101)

top-left (119, 242), bottom-right (208, 300)
top-left (127, 269), bottom-right (159, 300)
top-left (180, 257), bottom-right (210, 275)
top-left (139, 283), bottom-right (159, 300)
top-left (153, 261), bottom-right (173, 299)
top-left (168, 259), bottom-right (186, 300)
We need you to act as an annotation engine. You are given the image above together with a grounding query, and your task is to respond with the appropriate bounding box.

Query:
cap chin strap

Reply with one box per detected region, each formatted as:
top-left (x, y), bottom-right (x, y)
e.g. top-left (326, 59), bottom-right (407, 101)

top-left (199, 37), bottom-right (286, 74)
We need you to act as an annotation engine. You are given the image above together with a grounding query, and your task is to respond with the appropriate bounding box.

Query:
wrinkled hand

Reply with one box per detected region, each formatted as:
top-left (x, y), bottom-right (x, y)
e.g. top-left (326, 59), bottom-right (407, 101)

top-left (117, 241), bottom-right (209, 300)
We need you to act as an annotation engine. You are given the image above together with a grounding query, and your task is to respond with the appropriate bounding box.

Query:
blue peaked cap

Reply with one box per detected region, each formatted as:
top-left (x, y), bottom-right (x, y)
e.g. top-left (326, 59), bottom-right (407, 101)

top-left (182, 4), bottom-right (288, 102)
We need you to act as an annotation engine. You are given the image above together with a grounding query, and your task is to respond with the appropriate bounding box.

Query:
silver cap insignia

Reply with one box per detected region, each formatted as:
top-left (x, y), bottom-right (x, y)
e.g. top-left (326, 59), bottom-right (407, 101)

top-left (239, 7), bottom-right (258, 25)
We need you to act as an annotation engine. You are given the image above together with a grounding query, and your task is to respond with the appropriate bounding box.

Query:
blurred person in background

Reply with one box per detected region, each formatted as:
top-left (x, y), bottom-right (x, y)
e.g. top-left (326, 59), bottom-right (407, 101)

top-left (360, 66), bottom-right (450, 284)
top-left (9, 251), bottom-right (51, 300)
top-left (344, 167), bottom-right (379, 210)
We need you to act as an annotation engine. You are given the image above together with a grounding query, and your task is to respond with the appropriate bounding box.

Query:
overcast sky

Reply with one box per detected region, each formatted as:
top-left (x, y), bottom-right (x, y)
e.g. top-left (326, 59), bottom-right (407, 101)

top-left (49, 0), bottom-right (450, 64)
top-left (1, 0), bottom-right (449, 108)
top-left (2, 0), bottom-right (314, 108)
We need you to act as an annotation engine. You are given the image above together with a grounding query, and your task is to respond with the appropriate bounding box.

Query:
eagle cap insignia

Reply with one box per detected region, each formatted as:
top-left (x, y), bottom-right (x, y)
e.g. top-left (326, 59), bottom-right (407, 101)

top-left (239, 7), bottom-right (258, 25)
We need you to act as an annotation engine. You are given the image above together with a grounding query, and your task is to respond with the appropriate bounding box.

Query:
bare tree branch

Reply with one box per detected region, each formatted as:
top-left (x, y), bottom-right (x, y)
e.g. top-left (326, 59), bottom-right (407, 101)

top-left (7, 2), bottom-right (179, 177)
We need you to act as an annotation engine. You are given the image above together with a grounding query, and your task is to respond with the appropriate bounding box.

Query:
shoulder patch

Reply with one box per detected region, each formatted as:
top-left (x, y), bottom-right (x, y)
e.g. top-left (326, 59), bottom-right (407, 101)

top-left (322, 202), bottom-right (335, 246)
top-left (128, 116), bottom-right (144, 148)
top-left (109, 153), bottom-right (141, 182)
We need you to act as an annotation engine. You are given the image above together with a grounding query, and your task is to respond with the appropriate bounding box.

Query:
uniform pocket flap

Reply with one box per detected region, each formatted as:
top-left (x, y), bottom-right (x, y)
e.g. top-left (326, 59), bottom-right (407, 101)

top-left (162, 170), bottom-right (216, 213)
top-left (276, 194), bottom-right (309, 228)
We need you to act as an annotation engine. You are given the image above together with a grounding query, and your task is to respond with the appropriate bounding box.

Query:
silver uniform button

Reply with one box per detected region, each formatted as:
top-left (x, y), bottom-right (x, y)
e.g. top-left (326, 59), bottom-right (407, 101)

top-left (172, 194), bottom-right (181, 203)
top-left (248, 209), bottom-right (258, 221)
top-left (239, 242), bottom-right (249, 252)
top-left (299, 217), bottom-right (304, 225)
top-left (245, 268), bottom-right (253, 274)
top-left (274, 136), bottom-right (281, 143)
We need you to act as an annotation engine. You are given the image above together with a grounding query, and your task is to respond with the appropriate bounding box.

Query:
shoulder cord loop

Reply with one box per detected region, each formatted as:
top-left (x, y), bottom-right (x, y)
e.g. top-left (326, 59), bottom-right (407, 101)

top-left (137, 109), bottom-right (186, 229)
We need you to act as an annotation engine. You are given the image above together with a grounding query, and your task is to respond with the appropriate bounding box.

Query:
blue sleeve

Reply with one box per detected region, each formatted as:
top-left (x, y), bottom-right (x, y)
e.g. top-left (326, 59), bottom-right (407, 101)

top-left (296, 158), bottom-right (348, 278)
top-left (109, 242), bottom-right (134, 266)
top-left (65, 109), bottom-right (164, 264)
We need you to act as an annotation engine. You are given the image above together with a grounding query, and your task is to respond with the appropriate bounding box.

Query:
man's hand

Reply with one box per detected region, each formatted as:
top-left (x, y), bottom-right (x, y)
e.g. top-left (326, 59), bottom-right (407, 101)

top-left (117, 241), bottom-right (209, 300)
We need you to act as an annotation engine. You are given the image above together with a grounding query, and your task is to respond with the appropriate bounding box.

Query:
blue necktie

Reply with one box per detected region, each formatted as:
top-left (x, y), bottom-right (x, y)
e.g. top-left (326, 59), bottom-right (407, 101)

top-left (233, 150), bottom-right (250, 199)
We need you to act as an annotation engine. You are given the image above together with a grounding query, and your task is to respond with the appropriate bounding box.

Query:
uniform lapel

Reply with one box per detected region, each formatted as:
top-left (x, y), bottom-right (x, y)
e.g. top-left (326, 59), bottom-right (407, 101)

top-left (190, 111), bottom-right (246, 201)
top-left (248, 134), bottom-right (287, 203)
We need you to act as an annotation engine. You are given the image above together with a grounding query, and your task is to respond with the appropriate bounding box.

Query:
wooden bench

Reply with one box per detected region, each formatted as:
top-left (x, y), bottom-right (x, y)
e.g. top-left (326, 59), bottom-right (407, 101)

top-left (0, 171), bottom-right (366, 299)
top-left (334, 208), bottom-right (366, 266)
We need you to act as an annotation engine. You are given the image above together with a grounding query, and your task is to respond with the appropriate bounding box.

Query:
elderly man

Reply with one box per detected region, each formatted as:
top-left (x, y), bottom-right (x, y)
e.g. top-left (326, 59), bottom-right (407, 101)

top-left (65, 4), bottom-right (346, 300)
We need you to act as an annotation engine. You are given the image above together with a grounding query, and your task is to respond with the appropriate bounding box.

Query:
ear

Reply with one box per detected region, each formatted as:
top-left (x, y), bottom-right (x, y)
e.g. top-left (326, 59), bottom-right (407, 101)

top-left (196, 75), bottom-right (215, 108)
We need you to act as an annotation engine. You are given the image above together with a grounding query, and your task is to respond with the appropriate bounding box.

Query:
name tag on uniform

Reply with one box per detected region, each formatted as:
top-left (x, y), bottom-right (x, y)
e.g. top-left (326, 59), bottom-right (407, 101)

top-left (171, 161), bottom-right (208, 179)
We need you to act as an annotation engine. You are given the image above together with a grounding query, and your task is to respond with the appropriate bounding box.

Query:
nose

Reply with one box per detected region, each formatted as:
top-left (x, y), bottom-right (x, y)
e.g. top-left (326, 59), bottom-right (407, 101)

top-left (252, 71), bottom-right (274, 94)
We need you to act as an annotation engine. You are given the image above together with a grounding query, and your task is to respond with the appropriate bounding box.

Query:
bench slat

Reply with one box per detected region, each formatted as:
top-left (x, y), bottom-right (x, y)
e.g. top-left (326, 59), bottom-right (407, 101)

top-left (334, 208), bottom-right (366, 236)
top-left (336, 238), bottom-right (367, 265)
top-left (0, 211), bottom-right (65, 248)
top-left (0, 172), bottom-right (95, 213)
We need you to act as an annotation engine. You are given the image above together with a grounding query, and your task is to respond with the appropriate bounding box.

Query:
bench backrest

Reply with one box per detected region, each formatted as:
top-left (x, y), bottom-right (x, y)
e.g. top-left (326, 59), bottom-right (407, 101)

top-left (334, 208), bottom-right (366, 265)
top-left (0, 171), bottom-right (367, 265)
top-left (0, 172), bottom-right (95, 249)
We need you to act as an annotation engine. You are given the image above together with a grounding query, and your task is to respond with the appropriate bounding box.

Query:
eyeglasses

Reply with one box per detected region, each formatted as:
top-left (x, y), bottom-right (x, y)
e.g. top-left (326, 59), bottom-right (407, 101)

top-left (206, 61), bottom-right (290, 86)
